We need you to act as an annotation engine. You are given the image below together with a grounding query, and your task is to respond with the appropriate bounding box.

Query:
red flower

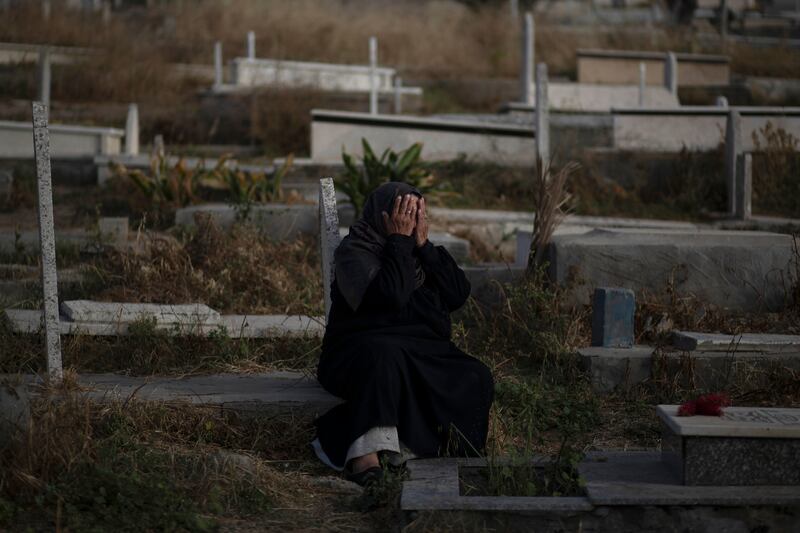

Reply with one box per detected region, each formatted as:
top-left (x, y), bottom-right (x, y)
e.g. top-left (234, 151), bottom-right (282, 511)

top-left (677, 393), bottom-right (731, 417)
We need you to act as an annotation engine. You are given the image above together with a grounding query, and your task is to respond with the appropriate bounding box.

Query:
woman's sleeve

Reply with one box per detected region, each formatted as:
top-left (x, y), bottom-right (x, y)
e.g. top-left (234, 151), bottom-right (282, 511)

top-left (416, 241), bottom-right (471, 311)
top-left (359, 234), bottom-right (419, 310)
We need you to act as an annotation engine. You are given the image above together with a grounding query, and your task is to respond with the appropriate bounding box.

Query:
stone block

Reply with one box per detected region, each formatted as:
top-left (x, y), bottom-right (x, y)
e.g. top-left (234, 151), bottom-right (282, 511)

top-left (658, 405), bottom-right (800, 486)
top-left (174, 203), bottom-right (318, 240)
top-left (672, 331), bottom-right (800, 352)
top-left (548, 228), bottom-right (796, 312)
top-left (591, 287), bottom-right (634, 348)
top-left (578, 345), bottom-right (654, 393)
top-left (60, 300), bottom-right (220, 326)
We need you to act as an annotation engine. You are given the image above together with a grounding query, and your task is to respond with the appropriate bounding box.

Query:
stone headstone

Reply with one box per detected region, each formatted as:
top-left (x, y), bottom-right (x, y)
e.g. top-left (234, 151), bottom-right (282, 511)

top-left (664, 51), bottom-right (678, 96)
top-left (247, 30), bottom-right (255, 60)
top-left (735, 152), bottom-right (752, 220)
top-left (658, 404), bottom-right (800, 486)
top-left (394, 76), bottom-right (403, 114)
top-left (638, 62), bottom-right (646, 107)
top-left (214, 41), bottom-right (223, 87)
top-left (535, 62), bottom-right (549, 170)
top-left (124, 103), bottom-right (139, 156)
top-left (591, 287), bottom-right (635, 348)
top-left (520, 12), bottom-right (534, 105)
top-left (369, 36), bottom-right (378, 115)
top-left (319, 178), bottom-right (341, 320)
top-left (37, 49), bottom-right (51, 107)
top-left (724, 109), bottom-right (742, 216)
top-left (31, 102), bottom-right (62, 381)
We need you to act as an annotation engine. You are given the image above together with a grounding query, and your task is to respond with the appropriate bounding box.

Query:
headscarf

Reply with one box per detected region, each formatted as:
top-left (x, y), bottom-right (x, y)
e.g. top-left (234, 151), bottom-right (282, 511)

top-left (334, 181), bottom-right (426, 311)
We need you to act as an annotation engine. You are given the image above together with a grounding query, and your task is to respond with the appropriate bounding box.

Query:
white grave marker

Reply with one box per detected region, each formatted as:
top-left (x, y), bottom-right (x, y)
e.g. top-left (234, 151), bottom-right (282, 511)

top-left (318, 178), bottom-right (341, 320)
top-left (724, 108), bottom-right (741, 217)
top-left (520, 12), bottom-right (534, 105)
top-left (394, 76), bottom-right (403, 114)
top-left (213, 41), bottom-right (223, 87)
top-left (535, 62), bottom-right (549, 170)
top-left (247, 30), bottom-right (255, 60)
top-left (37, 49), bottom-right (51, 107)
top-left (638, 62), bottom-right (646, 107)
top-left (369, 36), bottom-right (378, 115)
top-left (124, 103), bottom-right (139, 156)
top-left (31, 102), bottom-right (63, 381)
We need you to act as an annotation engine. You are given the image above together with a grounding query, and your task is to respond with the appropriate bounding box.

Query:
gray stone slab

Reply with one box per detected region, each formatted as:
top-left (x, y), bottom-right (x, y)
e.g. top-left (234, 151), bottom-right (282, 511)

top-left (580, 451), bottom-right (800, 505)
top-left (657, 405), bottom-right (800, 438)
top-left (77, 372), bottom-right (339, 411)
top-left (578, 345), bottom-right (654, 393)
top-left (548, 228), bottom-right (796, 311)
top-left (60, 300), bottom-right (221, 326)
top-left (673, 331), bottom-right (800, 352)
top-left (4, 309), bottom-right (322, 338)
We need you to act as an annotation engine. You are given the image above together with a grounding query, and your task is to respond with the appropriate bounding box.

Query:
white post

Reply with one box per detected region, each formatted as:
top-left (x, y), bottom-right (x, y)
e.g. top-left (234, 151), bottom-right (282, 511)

top-left (716, 95), bottom-right (729, 107)
top-left (735, 152), bottom-right (752, 220)
top-left (124, 103), bottom-right (139, 156)
top-left (31, 102), bottom-right (63, 382)
top-left (638, 62), bottom-right (646, 107)
top-left (247, 30), bottom-right (255, 60)
top-left (664, 51), bottom-right (678, 97)
top-left (725, 109), bottom-right (741, 217)
top-left (38, 49), bottom-right (51, 107)
top-left (510, 0), bottom-right (519, 21)
top-left (369, 36), bottom-right (378, 115)
top-left (535, 62), bottom-right (550, 171)
top-left (214, 41), bottom-right (223, 87)
top-left (394, 77), bottom-right (403, 115)
top-left (521, 12), bottom-right (535, 105)
top-left (319, 177), bottom-right (341, 321)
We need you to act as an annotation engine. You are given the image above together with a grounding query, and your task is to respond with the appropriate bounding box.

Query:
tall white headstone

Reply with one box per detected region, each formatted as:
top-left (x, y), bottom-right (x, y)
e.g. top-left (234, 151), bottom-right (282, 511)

top-left (214, 41), bottom-right (223, 87)
top-left (521, 12), bottom-right (534, 105)
top-left (37, 49), bottom-right (51, 107)
top-left (31, 102), bottom-right (63, 382)
top-left (369, 36), bottom-right (378, 115)
top-left (124, 103), bottom-right (139, 156)
top-left (319, 177), bottom-right (341, 321)
top-left (247, 30), bottom-right (255, 60)
top-left (535, 62), bottom-right (550, 171)
top-left (725, 108), bottom-right (742, 217)
top-left (664, 51), bottom-right (678, 97)
top-left (638, 62), bottom-right (646, 107)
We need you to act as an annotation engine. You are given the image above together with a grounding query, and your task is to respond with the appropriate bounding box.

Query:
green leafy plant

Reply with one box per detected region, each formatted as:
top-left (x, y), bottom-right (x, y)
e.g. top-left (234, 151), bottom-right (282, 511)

top-left (210, 155), bottom-right (294, 220)
top-left (336, 139), bottom-right (436, 217)
top-left (120, 156), bottom-right (200, 209)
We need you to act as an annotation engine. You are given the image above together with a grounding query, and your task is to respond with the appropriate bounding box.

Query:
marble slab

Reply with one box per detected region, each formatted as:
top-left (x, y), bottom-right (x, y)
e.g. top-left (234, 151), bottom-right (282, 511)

top-left (657, 405), bottom-right (800, 438)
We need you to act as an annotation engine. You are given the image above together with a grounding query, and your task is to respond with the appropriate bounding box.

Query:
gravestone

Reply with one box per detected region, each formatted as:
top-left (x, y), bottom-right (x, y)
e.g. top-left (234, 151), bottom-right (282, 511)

top-left (520, 12), bottom-right (534, 105)
top-left (369, 36), bottom-right (378, 115)
top-left (658, 405), bottom-right (800, 486)
top-left (535, 62), bottom-right (549, 169)
top-left (37, 49), bottom-right (51, 106)
top-left (664, 51), bottom-right (678, 96)
top-left (31, 102), bottom-right (62, 381)
top-left (724, 108), bottom-right (741, 217)
top-left (318, 178), bottom-right (341, 320)
top-left (247, 30), bottom-right (255, 60)
top-left (214, 41), bottom-right (223, 87)
top-left (124, 103), bottom-right (139, 156)
top-left (591, 287), bottom-right (634, 348)
top-left (638, 62), bottom-right (646, 107)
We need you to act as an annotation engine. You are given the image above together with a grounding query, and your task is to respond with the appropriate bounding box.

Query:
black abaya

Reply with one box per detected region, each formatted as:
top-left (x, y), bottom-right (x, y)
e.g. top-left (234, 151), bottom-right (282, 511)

top-left (314, 233), bottom-right (494, 469)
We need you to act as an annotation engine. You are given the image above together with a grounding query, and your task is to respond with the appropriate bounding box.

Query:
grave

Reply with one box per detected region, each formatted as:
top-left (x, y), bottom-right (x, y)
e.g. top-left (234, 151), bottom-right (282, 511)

top-left (174, 203), bottom-right (319, 240)
top-left (60, 300), bottom-right (220, 326)
top-left (673, 331), bottom-right (800, 352)
top-left (310, 110), bottom-right (537, 165)
top-left (577, 49), bottom-right (731, 87)
top-left (658, 405), bottom-right (800, 486)
top-left (401, 452), bottom-right (800, 531)
top-left (611, 106), bottom-right (800, 152)
top-left (0, 119), bottom-right (123, 159)
top-left (547, 228), bottom-right (796, 312)
top-left (508, 83), bottom-right (679, 113)
top-left (0, 40), bottom-right (95, 65)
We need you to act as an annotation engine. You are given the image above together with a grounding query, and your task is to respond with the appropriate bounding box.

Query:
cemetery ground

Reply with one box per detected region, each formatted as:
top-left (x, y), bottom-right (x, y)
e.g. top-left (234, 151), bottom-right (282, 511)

top-left (1, 206), bottom-right (799, 530)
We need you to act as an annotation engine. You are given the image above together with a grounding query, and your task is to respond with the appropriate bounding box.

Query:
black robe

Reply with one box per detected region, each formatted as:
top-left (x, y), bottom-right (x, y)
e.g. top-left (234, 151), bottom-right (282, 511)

top-left (314, 234), bottom-right (494, 469)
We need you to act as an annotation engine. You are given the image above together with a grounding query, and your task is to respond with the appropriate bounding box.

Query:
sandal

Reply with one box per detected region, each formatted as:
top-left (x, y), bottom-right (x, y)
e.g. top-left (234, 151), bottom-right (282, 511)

top-left (345, 466), bottom-right (383, 487)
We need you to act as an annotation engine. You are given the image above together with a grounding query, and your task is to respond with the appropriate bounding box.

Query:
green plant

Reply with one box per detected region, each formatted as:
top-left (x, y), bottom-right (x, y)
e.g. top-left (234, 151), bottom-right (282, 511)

top-left (122, 155), bottom-right (201, 209)
top-left (337, 139), bottom-right (435, 217)
top-left (211, 155), bottom-right (294, 220)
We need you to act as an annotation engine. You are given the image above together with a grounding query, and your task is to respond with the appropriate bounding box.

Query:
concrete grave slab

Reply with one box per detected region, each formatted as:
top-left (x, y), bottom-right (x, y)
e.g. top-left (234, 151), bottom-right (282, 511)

top-left (658, 405), bottom-right (800, 485)
top-left (547, 228), bottom-right (796, 312)
top-left (311, 110), bottom-right (536, 165)
top-left (672, 331), bottom-right (800, 352)
top-left (578, 345), bottom-right (654, 393)
top-left (77, 372), bottom-right (339, 413)
top-left (60, 300), bottom-right (221, 326)
top-left (0, 120), bottom-right (123, 158)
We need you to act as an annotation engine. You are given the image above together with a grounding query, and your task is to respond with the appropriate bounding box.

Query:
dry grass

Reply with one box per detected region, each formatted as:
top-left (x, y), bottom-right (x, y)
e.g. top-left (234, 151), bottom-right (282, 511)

top-left (528, 160), bottom-right (578, 271)
top-left (92, 215), bottom-right (323, 316)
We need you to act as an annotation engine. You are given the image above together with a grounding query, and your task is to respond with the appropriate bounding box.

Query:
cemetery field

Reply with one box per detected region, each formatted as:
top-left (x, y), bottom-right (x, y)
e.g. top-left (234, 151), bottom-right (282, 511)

top-left (2, 255), bottom-right (799, 530)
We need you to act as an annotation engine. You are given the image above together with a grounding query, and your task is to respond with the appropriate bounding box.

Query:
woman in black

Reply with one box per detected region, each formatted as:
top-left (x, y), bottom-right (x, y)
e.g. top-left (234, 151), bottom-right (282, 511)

top-left (312, 182), bottom-right (494, 484)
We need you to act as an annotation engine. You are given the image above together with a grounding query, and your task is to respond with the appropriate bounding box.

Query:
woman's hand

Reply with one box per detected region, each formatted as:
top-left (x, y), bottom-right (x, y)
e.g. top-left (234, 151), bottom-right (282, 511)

top-left (414, 197), bottom-right (429, 247)
top-left (382, 193), bottom-right (418, 237)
